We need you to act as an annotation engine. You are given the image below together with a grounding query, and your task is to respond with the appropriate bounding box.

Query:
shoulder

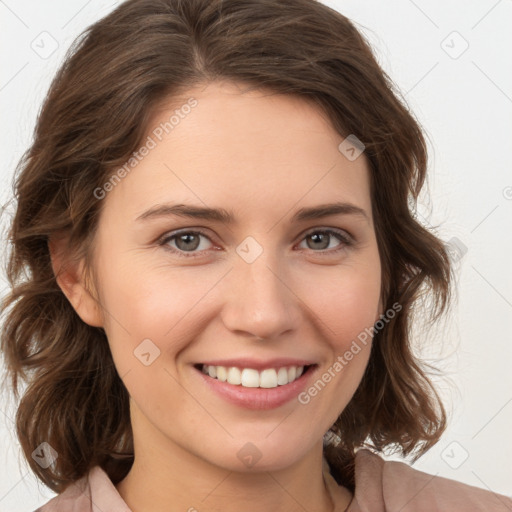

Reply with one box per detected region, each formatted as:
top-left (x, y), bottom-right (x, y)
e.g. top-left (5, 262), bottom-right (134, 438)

top-left (33, 466), bottom-right (130, 512)
top-left (32, 473), bottom-right (91, 512)
top-left (350, 448), bottom-right (512, 511)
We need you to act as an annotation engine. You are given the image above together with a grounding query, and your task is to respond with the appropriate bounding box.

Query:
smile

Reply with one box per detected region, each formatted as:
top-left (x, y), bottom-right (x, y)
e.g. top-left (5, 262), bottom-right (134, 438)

top-left (197, 364), bottom-right (313, 388)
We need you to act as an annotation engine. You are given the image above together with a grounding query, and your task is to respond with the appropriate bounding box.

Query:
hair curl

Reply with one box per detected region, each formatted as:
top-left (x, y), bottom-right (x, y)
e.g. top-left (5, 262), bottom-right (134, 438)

top-left (1, 0), bottom-right (452, 495)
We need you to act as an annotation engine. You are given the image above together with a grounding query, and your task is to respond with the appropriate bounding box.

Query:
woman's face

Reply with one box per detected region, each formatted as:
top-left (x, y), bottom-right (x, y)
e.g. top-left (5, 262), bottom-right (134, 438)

top-left (86, 81), bottom-right (382, 472)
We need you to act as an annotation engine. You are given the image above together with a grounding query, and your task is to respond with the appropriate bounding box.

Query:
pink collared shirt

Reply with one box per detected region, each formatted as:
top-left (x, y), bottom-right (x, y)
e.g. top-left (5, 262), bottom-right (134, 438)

top-left (34, 449), bottom-right (512, 511)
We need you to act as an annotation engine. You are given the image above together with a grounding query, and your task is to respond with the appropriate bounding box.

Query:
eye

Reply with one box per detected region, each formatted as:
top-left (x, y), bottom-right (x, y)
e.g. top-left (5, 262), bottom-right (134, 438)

top-left (157, 227), bottom-right (353, 258)
top-left (296, 229), bottom-right (353, 254)
top-left (158, 230), bottom-right (214, 257)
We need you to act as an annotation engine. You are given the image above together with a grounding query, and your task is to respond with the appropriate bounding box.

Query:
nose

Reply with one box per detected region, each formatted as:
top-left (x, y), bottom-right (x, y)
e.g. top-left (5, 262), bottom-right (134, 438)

top-left (220, 246), bottom-right (302, 341)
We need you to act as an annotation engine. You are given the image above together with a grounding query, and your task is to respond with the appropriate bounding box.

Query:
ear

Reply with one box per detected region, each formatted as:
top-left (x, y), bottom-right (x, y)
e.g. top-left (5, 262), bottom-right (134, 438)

top-left (48, 235), bottom-right (104, 328)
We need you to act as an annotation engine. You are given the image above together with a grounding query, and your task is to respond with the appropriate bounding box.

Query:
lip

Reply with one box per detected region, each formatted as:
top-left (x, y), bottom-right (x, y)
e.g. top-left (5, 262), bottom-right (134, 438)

top-left (193, 363), bottom-right (318, 410)
top-left (196, 357), bottom-right (317, 371)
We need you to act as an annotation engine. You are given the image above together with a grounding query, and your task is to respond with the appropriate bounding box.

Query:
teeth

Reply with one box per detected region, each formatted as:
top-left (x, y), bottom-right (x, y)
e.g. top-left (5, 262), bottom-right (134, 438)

top-left (277, 367), bottom-right (288, 385)
top-left (227, 367), bottom-right (241, 385)
top-left (242, 368), bottom-right (260, 387)
top-left (216, 366), bottom-right (227, 382)
top-left (200, 364), bottom-right (307, 388)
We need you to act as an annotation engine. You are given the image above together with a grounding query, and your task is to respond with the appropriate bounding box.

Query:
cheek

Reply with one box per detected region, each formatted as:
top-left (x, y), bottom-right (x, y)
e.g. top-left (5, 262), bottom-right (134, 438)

top-left (296, 258), bottom-right (381, 349)
top-left (296, 266), bottom-right (380, 410)
top-left (95, 254), bottom-right (225, 368)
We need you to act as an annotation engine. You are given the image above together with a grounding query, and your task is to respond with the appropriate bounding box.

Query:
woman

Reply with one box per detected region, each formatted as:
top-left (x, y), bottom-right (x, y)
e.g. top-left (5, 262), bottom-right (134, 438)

top-left (1, 0), bottom-right (510, 510)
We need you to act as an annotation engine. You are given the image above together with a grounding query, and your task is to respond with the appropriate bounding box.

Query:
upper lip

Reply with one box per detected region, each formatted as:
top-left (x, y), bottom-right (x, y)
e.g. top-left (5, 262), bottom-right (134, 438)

top-left (196, 358), bottom-right (317, 371)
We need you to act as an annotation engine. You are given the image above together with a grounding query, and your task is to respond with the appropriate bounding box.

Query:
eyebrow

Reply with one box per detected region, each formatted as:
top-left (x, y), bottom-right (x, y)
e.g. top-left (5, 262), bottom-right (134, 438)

top-left (135, 201), bottom-right (369, 225)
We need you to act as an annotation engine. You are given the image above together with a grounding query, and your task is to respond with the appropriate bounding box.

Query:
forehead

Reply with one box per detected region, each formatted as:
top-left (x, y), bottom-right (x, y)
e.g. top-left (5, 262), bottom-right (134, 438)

top-left (101, 81), bottom-right (372, 224)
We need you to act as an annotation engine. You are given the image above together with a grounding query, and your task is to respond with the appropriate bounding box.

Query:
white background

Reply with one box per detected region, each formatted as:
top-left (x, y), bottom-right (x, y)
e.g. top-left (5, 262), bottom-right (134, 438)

top-left (0, 0), bottom-right (511, 510)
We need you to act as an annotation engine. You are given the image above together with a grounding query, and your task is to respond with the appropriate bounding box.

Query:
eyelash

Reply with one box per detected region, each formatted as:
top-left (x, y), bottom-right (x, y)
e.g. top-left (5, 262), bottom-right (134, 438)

top-left (157, 228), bottom-right (354, 258)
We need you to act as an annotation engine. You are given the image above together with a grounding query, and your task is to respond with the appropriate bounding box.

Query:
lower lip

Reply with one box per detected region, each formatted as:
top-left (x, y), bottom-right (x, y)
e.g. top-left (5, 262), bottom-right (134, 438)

top-left (193, 365), bottom-right (317, 410)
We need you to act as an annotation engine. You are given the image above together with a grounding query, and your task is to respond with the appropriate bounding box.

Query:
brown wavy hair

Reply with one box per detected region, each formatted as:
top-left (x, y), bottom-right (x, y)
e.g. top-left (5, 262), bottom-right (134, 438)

top-left (1, 0), bottom-right (452, 495)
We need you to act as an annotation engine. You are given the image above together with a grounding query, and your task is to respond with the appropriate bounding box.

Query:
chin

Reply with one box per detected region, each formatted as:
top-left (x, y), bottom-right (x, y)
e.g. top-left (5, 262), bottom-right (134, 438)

top-left (207, 434), bottom-right (315, 473)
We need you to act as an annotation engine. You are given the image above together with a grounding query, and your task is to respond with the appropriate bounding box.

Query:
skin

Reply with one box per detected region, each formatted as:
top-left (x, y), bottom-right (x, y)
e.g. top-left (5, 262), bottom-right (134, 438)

top-left (50, 80), bottom-right (383, 512)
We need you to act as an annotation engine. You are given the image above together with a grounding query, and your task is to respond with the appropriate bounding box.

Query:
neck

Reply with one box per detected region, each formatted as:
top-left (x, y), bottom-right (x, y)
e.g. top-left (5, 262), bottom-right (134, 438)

top-left (116, 426), bottom-right (343, 512)
top-left (117, 454), bottom-right (336, 512)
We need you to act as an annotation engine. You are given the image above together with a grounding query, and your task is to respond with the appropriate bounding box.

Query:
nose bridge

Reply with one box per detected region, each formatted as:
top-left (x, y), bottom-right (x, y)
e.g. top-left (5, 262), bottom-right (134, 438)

top-left (223, 236), bottom-right (300, 338)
